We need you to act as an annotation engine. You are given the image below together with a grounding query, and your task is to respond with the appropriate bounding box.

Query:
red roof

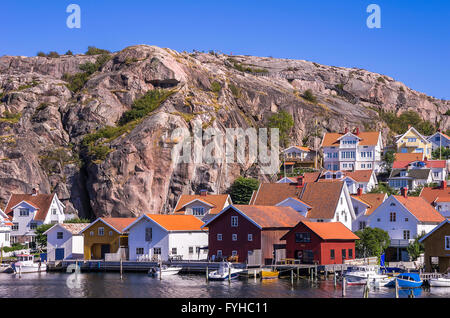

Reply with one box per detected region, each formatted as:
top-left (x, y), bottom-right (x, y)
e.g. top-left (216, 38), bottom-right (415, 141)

top-left (174, 194), bottom-right (230, 215)
top-left (393, 196), bottom-right (445, 223)
top-left (322, 131), bottom-right (380, 147)
top-left (233, 205), bottom-right (306, 228)
top-left (281, 221), bottom-right (359, 241)
top-left (100, 218), bottom-right (137, 233)
top-left (145, 214), bottom-right (204, 231)
top-left (300, 181), bottom-right (345, 219)
top-left (5, 193), bottom-right (56, 221)
top-left (420, 185), bottom-right (450, 204)
top-left (393, 160), bottom-right (446, 169)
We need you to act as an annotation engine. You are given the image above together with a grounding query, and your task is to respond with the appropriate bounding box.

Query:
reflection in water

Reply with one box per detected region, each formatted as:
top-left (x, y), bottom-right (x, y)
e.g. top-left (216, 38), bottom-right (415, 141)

top-left (0, 272), bottom-right (448, 298)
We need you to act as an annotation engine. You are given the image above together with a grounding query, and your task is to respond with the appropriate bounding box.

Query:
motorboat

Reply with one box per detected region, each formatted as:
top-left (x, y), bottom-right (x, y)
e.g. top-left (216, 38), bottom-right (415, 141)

top-left (384, 273), bottom-right (423, 288)
top-left (208, 262), bottom-right (243, 281)
top-left (148, 265), bottom-right (182, 277)
top-left (429, 273), bottom-right (450, 287)
top-left (344, 265), bottom-right (390, 286)
top-left (0, 263), bottom-right (13, 273)
top-left (11, 254), bottom-right (46, 274)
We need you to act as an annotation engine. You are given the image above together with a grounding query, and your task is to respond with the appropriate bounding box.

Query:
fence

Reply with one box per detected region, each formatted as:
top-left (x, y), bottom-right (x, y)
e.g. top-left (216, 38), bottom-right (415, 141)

top-left (344, 256), bottom-right (378, 265)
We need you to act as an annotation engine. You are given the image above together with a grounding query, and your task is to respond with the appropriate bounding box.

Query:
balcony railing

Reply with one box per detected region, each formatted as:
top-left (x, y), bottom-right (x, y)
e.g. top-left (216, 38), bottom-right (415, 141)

top-left (390, 239), bottom-right (414, 247)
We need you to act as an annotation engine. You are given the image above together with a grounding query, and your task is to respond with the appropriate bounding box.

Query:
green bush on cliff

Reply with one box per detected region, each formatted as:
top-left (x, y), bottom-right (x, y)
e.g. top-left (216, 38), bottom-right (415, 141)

top-left (378, 110), bottom-right (436, 135)
top-left (85, 46), bottom-right (111, 55)
top-left (63, 54), bottom-right (112, 92)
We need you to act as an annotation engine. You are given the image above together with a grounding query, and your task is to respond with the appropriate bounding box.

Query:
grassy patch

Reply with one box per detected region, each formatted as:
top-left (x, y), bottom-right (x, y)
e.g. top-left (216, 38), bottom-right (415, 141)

top-left (85, 46), bottom-right (111, 55)
top-left (377, 76), bottom-right (386, 84)
top-left (0, 111), bottom-right (21, 124)
top-left (227, 58), bottom-right (269, 74)
top-left (172, 111), bottom-right (196, 123)
top-left (18, 80), bottom-right (39, 91)
top-left (229, 83), bottom-right (241, 98)
top-left (301, 89), bottom-right (318, 103)
top-left (377, 109), bottom-right (436, 135)
top-left (211, 81), bottom-right (222, 94)
top-left (62, 54), bottom-right (111, 92)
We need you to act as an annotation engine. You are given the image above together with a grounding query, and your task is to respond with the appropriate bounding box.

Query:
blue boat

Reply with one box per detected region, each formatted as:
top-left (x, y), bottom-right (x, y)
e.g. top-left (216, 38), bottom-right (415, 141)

top-left (385, 273), bottom-right (423, 288)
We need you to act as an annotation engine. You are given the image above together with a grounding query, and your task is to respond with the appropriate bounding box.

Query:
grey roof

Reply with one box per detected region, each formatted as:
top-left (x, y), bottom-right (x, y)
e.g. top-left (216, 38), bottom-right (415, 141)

top-left (389, 168), bottom-right (431, 180)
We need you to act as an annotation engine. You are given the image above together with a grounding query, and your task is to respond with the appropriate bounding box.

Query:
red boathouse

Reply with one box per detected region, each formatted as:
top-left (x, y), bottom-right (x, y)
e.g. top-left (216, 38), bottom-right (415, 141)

top-left (281, 221), bottom-right (359, 265)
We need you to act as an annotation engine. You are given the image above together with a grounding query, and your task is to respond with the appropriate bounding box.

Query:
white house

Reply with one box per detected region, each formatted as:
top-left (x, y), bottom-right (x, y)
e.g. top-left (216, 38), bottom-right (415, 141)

top-left (388, 168), bottom-right (433, 190)
top-left (317, 169), bottom-right (378, 194)
top-left (321, 128), bottom-right (383, 173)
top-left (427, 131), bottom-right (450, 151)
top-left (0, 208), bottom-right (12, 248)
top-left (124, 214), bottom-right (208, 262)
top-left (173, 191), bottom-right (232, 222)
top-left (276, 181), bottom-right (356, 230)
top-left (44, 223), bottom-right (89, 261)
top-left (282, 146), bottom-right (315, 161)
top-left (5, 189), bottom-right (67, 245)
top-left (367, 189), bottom-right (445, 261)
top-left (392, 159), bottom-right (448, 183)
top-left (350, 192), bottom-right (387, 232)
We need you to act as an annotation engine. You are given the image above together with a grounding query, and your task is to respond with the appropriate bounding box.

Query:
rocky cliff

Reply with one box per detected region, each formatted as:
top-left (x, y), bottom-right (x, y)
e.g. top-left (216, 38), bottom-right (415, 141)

top-left (0, 45), bottom-right (448, 218)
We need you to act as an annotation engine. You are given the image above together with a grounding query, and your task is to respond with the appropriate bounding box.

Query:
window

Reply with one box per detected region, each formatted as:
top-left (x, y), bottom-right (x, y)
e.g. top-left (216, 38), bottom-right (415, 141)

top-left (407, 138), bottom-right (417, 142)
top-left (217, 250), bottom-right (223, 257)
top-left (12, 223), bottom-right (18, 231)
top-left (136, 248), bottom-right (144, 255)
top-left (359, 221), bottom-right (366, 230)
top-left (361, 164), bottom-right (365, 169)
top-left (445, 236), bottom-right (450, 250)
top-left (330, 249), bottom-right (335, 260)
top-left (367, 163), bottom-right (372, 168)
top-left (145, 228), bottom-right (152, 241)
top-left (232, 234), bottom-right (237, 241)
top-left (336, 214), bottom-right (339, 222)
top-left (377, 218), bottom-right (381, 222)
top-left (5, 233), bottom-right (9, 242)
top-left (403, 230), bottom-right (410, 240)
top-left (171, 248), bottom-right (177, 255)
top-left (217, 234), bottom-right (222, 241)
top-left (30, 222), bottom-right (37, 230)
top-left (52, 208), bottom-right (57, 215)
top-left (192, 207), bottom-right (205, 216)
top-left (189, 247), bottom-right (194, 254)
top-left (153, 248), bottom-right (161, 255)
top-left (295, 233), bottom-right (311, 243)
top-left (57, 232), bottom-right (63, 239)
top-left (405, 218), bottom-right (408, 222)
top-left (354, 207), bottom-right (359, 215)
top-left (98, 227), bottom-right (104, 236)
top-left (248, 234), bottom-right (253, 242)
top-left (348, 249), bottom-right (353, 258)
top-left (325, 173), bottom-right (332, 179)
top-left (342, 249), bottom-right (347, 259)
top-left (232, 250), bottom-right (238, 256)
top-left (19, 209), bottom-right (29, 217)
top-left (90, 231), bottom-right (94, 236)
top-left (109, 231), bottom-right (113, 236)
top-left (231, 216), bottom-right (238, 227)
top-left (333, 164), bottom-right (339, 171)
top-left (390, 212), bottom-right (396, 222)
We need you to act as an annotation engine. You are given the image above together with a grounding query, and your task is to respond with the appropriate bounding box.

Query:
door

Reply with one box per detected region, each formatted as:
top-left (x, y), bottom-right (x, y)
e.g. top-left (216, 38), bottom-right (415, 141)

top-left (55, 248), bottom-right (64, 261)
top-left (101, 244), bottom-right (110, 259)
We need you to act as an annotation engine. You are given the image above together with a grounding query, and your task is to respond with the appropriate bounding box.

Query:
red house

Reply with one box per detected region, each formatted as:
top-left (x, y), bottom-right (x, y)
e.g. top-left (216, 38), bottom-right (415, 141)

top-left (202, 205), bottom-right (305, 265)
top-left (281, 221), bottom-right (359, 265)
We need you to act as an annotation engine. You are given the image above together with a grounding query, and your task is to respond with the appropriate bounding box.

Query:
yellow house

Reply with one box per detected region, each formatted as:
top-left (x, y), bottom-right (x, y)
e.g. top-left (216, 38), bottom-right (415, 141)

top-left (80, 218), bottom-right (136, 260)
top-left (395, 126), bottom-right (432, 158)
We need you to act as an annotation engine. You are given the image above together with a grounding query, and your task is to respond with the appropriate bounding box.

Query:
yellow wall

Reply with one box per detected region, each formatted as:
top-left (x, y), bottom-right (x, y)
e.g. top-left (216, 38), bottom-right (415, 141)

top-left (82, 221), bottom-right (127, 260)
top-left (397, 130), bottom-right (432, 154)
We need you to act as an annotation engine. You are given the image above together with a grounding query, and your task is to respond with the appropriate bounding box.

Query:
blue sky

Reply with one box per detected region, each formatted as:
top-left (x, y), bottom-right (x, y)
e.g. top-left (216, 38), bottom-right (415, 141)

top-left (1, 0), bottom-right (449, 99)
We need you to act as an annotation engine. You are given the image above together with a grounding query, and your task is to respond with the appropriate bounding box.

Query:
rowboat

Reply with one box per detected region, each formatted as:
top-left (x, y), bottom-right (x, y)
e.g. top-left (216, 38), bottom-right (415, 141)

top-left (384, 273), bottom-right (423, 288)
top-left (260, 269), bottom-right (279, 280)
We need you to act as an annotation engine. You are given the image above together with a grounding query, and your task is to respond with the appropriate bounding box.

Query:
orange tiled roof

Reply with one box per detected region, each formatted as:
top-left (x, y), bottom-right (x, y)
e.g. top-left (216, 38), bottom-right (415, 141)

top-left (359, 193), bottom-right (387, 215)
top-left (5, 193), bottom-right (55, 221)
top-left (59, 223), bottom-right (90, 234)
top-left (146, 214), bottom-right (205, 231)
top-left (293, 146), bottom-right (310, 152)
top-left (319, 170), bottom-right (374, 183)
top-left (298, 221), bottom-right (359, 240)
top-left (394, 153), bottom-right (424, 161)
top-left (250, 183), bottom-right (304, 206)
top-left (234, 205), bottom-right (306, 228)
top-left (321, 131), bottom-right (380, 147)
top-left (174, 194), bottom-right (230, 215)
top-left (420, 185), bottom-right (450, 204)
top-left (101, 218), bottom-right (137, 233)
top-left (300, 181), bottom-right (345, 219)
top-left (394, 196), bottom-right (445, 223)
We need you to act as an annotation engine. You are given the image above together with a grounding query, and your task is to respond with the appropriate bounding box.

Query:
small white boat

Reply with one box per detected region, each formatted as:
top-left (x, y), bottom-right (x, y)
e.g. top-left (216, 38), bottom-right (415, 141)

top-left (0, 263), bottom-right (13, 273)
top-left (344, 265), bottom-right (390, 286)
top-left (12, 254), bottom-right (46, 274)
top-left (429, 275), bottom-right (450, 287)
top-left (148, 265), bottom-right (182, 277)
top-left (208, 262), bottom-right (243, 281)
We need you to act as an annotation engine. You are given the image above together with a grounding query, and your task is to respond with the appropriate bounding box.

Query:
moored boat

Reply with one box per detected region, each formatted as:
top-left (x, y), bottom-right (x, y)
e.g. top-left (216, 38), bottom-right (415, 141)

top-left (260, 269), bottom-right (279, 280)
top-left (11, 254), bottom-right (46, 274)
top-left (429, 275), bottom-right (450, 287)
top-left (148, 265), bottom-right (182, 277)
top-left (208, 262), bottom-right (243, 281)
top-left (384, 273), bottom-right (423, 288)
top-left (344, 265), bottom-right (390, 285)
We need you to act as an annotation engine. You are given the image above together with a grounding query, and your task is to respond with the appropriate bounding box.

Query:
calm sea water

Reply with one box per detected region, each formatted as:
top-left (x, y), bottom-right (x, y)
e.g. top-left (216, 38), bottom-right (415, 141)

top-left (0, 272), bottom-right (449, 298)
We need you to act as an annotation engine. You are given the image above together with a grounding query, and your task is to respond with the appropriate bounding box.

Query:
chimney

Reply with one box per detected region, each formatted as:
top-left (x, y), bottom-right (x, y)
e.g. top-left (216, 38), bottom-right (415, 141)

top-left (31, 188), bottom-right (38, 196)
top-left (297, 176), bottom-right (304, 188)
top-left (344, 127), bottom-right (348, 134)
top-left (442, 181), bottom-right (447, 189)
top-left (408, 124), bottom-right (411, 129)
top-left (357, 188), bottom-right (363, 196)
top-left (200, 189), bottom-right (208, 196)
top-left (354, 127), bottom-right (360, 135)
top-left (401, 187), bottom-right (408, 198)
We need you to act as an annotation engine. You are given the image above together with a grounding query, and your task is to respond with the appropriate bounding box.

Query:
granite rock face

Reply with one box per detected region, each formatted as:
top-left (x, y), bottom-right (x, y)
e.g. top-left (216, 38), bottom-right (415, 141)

top-left (0, 45), bottom-right (448, 218)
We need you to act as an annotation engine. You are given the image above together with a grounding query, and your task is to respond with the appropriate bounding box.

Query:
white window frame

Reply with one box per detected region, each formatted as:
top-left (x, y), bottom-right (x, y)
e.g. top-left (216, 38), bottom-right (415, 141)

top-left (136, 247), bottom-right (144, 255)
top-left (231, 216), bottom-right (238, 227)
top-left (217, 233), bottom-right (222, 241)
top-left (248, 234), bottom-right (253, 242)
top-left (217, 250), bottom-right (223, 257)
top-left (232, 234), bottom-right (237, 241)
top-left (98, 227), bottom-right (104, 236)
top-left (232, 250), bottom-right (238, 256)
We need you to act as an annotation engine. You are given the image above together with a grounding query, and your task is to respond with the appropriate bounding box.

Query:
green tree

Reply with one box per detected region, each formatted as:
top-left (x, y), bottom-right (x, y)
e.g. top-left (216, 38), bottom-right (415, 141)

top-left (64, 218), bottom-right (91, 223)
top-left (368, 182), bottom-right (398, 196)
top-left (406, 233), bottom-right (425, 261)
top-left (302, 89), bottom-right (317, 103)
top-left (35, 224), bottom-right (54, 249)
top-left (354, 227), bottom-right (391, 260)
top-left (267, 110), bottom-right (294, 148)
top-left (408, 184), bottom-right (423, 197)
top-left (432, 147), bottom-right (450, 160)
top-left (229, 177), bottom-right (260, 205)
top-left (85, 46), bottom-right (110, 55)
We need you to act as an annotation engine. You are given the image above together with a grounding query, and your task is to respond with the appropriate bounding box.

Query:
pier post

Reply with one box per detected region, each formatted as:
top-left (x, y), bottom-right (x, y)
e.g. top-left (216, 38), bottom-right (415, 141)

top-left (310, 267), bottom-right (313, 280)
top-left (395, 278), bottom-right (399, 298)
top-left (291, 269), bottom-right (294, 286)
top-left (315, 266), bottom-right (318, 282)
top-left (363, 277), bottom-right (370, 298)
top-left (159, 262), bottom-right (162, 281)
top-left (206, 266), bottom-right (209, 283)
top-left (120, 259), bottom-right (123, 280)
top-left (297, 267), bottom-right (299, 281)
top-left (342, 277), bottom-right (346, 297)
top-left (325, 268), bottom-right (328, 280)
top-left (334, 270), bottom-right (337, 288)
top-left (228, 266), bottom-right (231, 284)
top-left (254, 269), bottom-right (257, 283)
